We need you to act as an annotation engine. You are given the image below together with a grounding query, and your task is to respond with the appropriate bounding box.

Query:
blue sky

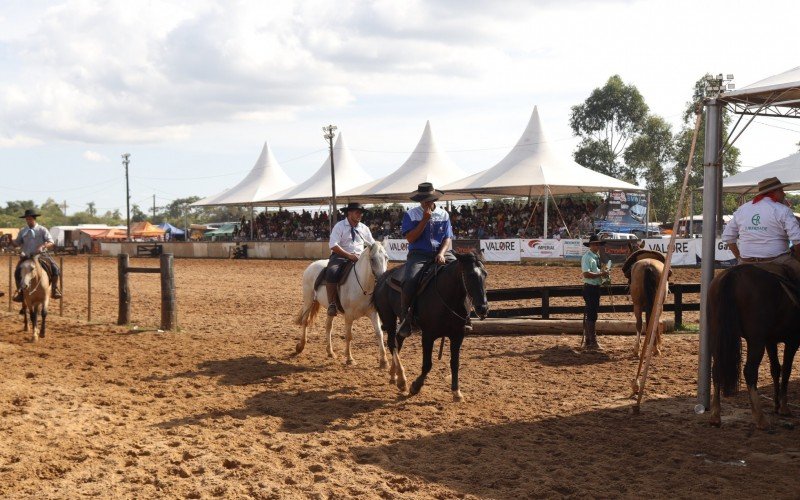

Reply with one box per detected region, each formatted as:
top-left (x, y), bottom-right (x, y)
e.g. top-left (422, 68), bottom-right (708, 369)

top-left (1, 0), bottom-right (799, 215)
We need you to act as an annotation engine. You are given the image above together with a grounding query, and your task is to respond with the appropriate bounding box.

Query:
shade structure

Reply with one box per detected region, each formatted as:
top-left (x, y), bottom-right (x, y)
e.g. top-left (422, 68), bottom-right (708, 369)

top-left (442, 106), bottom-right (642, 198)
top-left (192, 142), bottom-right (295, 207)
top-left (157, 222), bottom-right (186, 236)
top-left (722, 152), bottom-right (800, 194)
top-left (131, 221), bottom-right (166, 238)
top-left (720, 66), bottom-right (800, 118)
top-left (264, 132), bottom-right (372, 205)
top-left (340, 121), bottom-right (466, 202)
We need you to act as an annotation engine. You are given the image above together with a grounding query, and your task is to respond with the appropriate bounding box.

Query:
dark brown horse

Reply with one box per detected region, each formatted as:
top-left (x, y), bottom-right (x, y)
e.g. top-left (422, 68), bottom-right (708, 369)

top-left (708, 263), bottom-right (800, 429)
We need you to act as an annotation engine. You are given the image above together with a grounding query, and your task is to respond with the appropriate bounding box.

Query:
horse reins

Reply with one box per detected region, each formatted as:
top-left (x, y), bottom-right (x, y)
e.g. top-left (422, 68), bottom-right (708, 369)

top-left (352, 246), bottom-right (382, 296)
top-left (433, 260), bottom-right (475, 323)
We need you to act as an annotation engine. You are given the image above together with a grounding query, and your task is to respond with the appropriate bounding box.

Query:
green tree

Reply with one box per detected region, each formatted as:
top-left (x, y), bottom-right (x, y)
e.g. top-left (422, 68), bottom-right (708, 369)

top-left (570, 75), bottom-right (649, 181)
top-left (623, 115), bottom-right (676, 222)
top-left (131, 204), bottom-right (147, 223)
top-left (86, 201), bottom-right (96, 216)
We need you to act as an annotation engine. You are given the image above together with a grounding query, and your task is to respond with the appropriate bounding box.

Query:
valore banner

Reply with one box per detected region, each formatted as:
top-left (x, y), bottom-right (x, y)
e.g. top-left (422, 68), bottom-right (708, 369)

top-left (480, 238), bottom-right (521, 262)
top-left (384, 239), bottom-right (408, 261)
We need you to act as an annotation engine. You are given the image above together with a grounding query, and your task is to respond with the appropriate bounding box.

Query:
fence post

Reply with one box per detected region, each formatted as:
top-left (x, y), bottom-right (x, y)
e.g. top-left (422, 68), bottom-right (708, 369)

top-left (160, 253), bottom-right (176, 330)
top-left (7, 255), bottom-right (11, 312)
top-left (673, 286), bottom-right (683, 327)
top-left (541, 289), bottom-right (550, 319)
top-left (59, 256), bottom-right (64, 317)
top-left (87, 255), bottom-right (92, 322)
top-left (117, 254), bottom-right (130, 325)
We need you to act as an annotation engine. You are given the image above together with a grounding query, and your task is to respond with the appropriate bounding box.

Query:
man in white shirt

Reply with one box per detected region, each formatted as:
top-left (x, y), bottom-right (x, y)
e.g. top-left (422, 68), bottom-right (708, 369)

top-left (325, 202), bottom-right (375, 317)
top-left (722, 177), bottom-right (800, 277)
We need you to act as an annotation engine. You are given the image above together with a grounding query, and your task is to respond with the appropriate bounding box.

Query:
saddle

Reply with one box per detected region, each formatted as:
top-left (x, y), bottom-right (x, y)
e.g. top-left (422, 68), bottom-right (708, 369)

top-left (313, 261), bottom-right (355, 313)
top-left (388, 261), bottom-right (438, 297)
top-left (622, 249), bottom-right (666, 281)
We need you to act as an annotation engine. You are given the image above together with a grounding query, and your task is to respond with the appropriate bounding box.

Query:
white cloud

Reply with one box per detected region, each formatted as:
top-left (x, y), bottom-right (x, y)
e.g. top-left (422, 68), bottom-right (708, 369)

top-left (82, 150), bottom-right (109, 162)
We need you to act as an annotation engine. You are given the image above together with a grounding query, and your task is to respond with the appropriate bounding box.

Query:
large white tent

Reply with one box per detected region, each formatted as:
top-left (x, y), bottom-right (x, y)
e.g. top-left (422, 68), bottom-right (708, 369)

top-left (721, 66), bottom-right (800, 118)
top-left (340, 121), bottom-right (465, 202)
top-left (442, 106), bottom-right (642, 197)
top-left (264, 132), bottom-right (372, 205)
top-left (192, 142), bottom-right (295, 206)
top-left (721, 152), bottom-right (800, 194)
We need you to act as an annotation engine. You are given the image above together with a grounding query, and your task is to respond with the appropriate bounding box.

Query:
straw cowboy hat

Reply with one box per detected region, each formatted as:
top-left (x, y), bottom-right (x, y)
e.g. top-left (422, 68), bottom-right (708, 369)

top-left (339, 202), bottom-right (369, 214)
top-left (582, 234), bottom-right (607, 247)
top-left (410, 182), bottom-right (444, 202)
top-left (754, 177), bottom-right (791, 197)
top-left (19, 209), bottom-right (41, 218)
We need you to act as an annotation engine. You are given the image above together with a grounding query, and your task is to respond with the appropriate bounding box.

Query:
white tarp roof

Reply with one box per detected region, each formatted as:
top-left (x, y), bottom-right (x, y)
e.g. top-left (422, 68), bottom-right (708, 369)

top-left (340, 121), bottom-right (465, 202)
top-left (442, 106), bottom-right (642, 198)
top-left (264, 132), bottom-right (372, 205)
top-left (192, 142), bottom-right (295, 206)
top-left (721, 66), bottom-right (800, 106)
top-left (722, 152), bottom-right (800, 194)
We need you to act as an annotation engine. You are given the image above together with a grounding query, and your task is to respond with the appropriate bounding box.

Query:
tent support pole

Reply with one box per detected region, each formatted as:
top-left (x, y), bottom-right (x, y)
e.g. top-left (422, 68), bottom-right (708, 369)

top-left (645, 190), bottom-right (651, 237)
top-left (250, 205), bottom-right (254, 240)
top-left (543, 186), bottom-right (549, 238)
top-left (699, 98), bottom-right (723, 411)
top-left (689, 190), bottom-right (694, 237)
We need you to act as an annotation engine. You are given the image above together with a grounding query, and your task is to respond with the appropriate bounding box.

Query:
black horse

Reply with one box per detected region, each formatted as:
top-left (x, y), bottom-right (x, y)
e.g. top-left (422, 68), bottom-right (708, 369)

top-left (708, 263), bottom-right (800, 429)
top-left (373, 251), bottom-right (488, 402)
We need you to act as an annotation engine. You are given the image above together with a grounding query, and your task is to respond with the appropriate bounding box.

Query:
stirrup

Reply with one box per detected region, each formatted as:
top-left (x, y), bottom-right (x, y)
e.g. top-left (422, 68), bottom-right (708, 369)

top-left (12, 291), bottom-right (23, 303)
top-left (397, 317), bottom-right (413, 338)
top-left (327, 303), bottom-right (337, 317)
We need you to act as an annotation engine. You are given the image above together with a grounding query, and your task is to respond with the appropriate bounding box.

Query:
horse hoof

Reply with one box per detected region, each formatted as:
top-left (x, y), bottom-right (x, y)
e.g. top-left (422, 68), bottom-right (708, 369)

top-left (397, 380), bottom-right (407, 393)
top-left (389, 375), bottom-right (397, 384)
top-left (409, 382), bottom-right (421, 396)
top-left (779, 408), bottom-right (793, 417)
top-left (709, 416), bottom-right (721, 427)
top-left (345, 358), bottom-right (355, 366)
top-left (379, 359), bottom-right (388, 369)
top-left (294, 343), bottom-right (304, 354)
top-left (452, 391), bottom-right (465, 403)
top-left (327, 351), bottom-right (334, 358)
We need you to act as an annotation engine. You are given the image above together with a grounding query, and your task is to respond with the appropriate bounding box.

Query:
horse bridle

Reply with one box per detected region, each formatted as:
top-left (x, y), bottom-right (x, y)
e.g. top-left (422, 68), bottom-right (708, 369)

top-left (21, 255), bottom-right (43, 296)
top-left (433, 258), bottom-right (484, 323)
top-left (352, 245), bottom-right (385, 296)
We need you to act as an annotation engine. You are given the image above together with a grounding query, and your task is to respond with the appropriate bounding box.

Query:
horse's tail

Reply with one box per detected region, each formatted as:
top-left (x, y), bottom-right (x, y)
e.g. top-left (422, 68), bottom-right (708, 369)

top-left (711, 269), bottom-right (742, 397)
top-left (643, 263), bottom-right (659, 318)
top-left (295, 301), bottom-right (320, 327)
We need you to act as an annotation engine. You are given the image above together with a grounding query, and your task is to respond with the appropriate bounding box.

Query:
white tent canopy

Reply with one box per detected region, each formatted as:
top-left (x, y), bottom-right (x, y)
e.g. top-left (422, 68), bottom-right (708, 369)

top-left (192, 142), bottom-right (295, 206)
top-left (264, 132), bottom-right (372, 205)
top-left (442, 106), bottom-right (642, 198)
top-left (720, 66), bottom-right (800, 118)
top-left (340, 121), bottom-right (465, 202)
top-left (722, 152), bottom-right (800, 194)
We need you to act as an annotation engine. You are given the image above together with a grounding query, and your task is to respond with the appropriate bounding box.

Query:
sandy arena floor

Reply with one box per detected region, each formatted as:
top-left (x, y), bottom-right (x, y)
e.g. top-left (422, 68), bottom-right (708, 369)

top-left (1, 256), bottom-right (799, 499)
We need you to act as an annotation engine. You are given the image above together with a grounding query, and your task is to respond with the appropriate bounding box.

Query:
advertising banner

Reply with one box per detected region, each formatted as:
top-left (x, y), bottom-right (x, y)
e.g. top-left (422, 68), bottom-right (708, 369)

top-left (562, 239), bottom-right (584, 260)
top-left (642, 238), bottom-right (697, 266)
top-left (452, 239), bottom-right (481, 255)
top-left (480, 239), bottom-right (521, 262)
top-left (600, 191), bottom-right (648, 227)
top-left (521, 239), bottom-right (563, 259)
top-left (600, 239), bottom-right (637, 264)
top-left (384, 239), bottom-right (408, 261)
top-left (712, 238), bottom-right (737, 267)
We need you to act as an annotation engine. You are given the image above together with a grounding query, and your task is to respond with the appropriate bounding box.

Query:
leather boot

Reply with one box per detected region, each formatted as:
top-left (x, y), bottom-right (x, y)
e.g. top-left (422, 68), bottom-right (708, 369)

top-left (584, 321), bottom-right (602, 351)
top-left (12, 289), bottom-right (23, 303)
top-left (51, 276), bottom-right (62, 299)
top-left (325, 283), bottom-right (338, 317)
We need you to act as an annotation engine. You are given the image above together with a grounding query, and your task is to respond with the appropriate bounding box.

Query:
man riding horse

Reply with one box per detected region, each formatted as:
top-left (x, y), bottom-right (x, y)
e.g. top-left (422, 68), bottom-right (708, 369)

top-left (12, 209), bottom-right (62, 304)
top-left (722, 176), bottom-right (800, 276)
top-left (397, 182), bottom-right (457, 338)
top-left (325, 202), bottom-right (375, 317)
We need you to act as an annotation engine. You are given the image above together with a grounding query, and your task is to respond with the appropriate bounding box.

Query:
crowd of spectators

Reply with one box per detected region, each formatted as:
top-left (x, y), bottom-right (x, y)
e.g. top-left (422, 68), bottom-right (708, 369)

top-left (230, 197), bottom-right (599, 241)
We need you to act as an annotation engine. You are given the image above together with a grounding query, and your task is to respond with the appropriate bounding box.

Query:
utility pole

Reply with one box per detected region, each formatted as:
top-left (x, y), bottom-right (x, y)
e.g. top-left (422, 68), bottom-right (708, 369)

top-left (322, 124), bottom-right (338, 232)
top-left (62, 200), bottom-right (68, 216)
top-left (152, 194), bottom-right (156, 221)
top-left (122, 153), bottom-right (131, 241)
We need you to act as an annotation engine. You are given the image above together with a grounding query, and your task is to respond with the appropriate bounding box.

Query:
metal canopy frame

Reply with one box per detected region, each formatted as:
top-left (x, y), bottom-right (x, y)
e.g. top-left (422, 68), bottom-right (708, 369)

top-left (696, 72), bottom-right (800, 411)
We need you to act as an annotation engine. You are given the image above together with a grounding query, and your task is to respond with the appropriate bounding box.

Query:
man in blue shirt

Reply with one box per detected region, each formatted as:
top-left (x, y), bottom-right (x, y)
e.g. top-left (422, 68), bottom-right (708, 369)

top-left (581, 234), bottom-right (609, 350)
top-left (397, 183), bottom-right (456, 338)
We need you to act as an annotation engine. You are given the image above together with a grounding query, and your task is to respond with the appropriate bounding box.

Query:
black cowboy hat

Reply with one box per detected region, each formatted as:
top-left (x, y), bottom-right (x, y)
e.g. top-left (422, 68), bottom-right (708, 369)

top-left (410, 182), bottom-right (444, 202)
top-left (339, 202), bottom-right (369, 214)
top-left (754, 176), bottom-right (792, 197)
top-left (19, 209), bottom-right (41, 219)
top-left (582, 234), bottom-right (607, 247)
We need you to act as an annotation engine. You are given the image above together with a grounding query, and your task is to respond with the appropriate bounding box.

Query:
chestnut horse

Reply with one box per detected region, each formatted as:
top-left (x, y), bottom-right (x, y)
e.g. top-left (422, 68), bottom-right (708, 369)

top-left (623, 250), bottom-right (669, 358)
top-left (19, 255), bottom-right (51, 342)
top-left (708, 263), bottom-right (800, 429)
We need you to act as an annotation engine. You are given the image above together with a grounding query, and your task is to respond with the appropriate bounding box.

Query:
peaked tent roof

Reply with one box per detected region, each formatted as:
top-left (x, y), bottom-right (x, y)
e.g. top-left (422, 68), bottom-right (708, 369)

top-left (264, 132), bottom-right (372, 205)
top-left (722, 152), bottom-right (800, 194)
top-left (442, 106), bottom-right (642, 198)
top-left (157, 222), bottom-right (186, 235)
top-left (192, 142), bottom-right (295, 206)
top-left (131, 221), bottom-right (166, 237)
top-left (340, 121), bottom-right (466, 202)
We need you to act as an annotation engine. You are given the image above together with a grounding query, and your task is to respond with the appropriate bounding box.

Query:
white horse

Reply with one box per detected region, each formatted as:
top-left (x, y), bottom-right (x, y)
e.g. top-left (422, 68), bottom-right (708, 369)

top-left (295, 242), bottom-right (389, 367)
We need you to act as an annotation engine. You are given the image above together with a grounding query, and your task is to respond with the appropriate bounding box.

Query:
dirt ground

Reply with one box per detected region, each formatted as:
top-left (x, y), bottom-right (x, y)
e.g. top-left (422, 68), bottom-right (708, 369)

top-left (1, 256), bottom-right (799, 499)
